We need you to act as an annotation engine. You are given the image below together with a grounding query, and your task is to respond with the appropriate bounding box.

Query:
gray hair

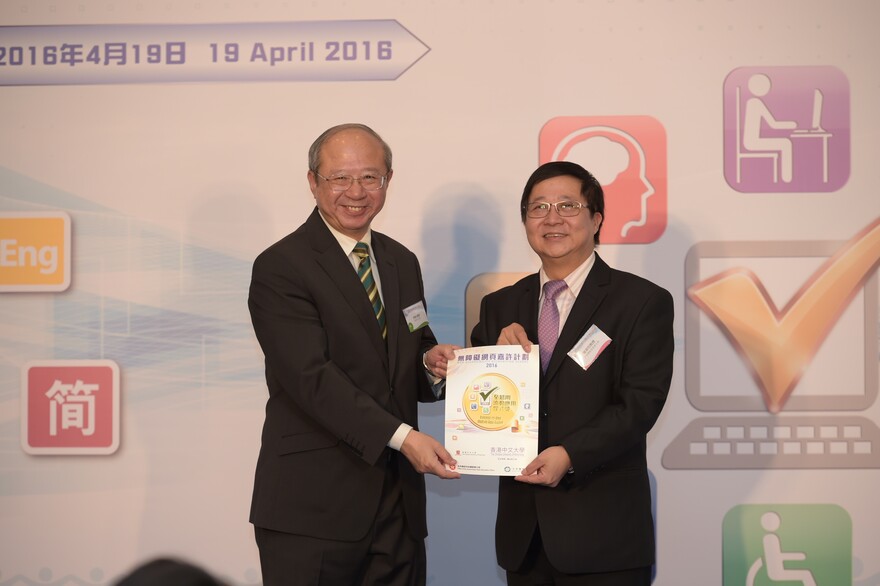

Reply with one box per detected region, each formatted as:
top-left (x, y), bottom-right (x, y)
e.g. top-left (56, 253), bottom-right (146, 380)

top-left (308, 123), bottom-right (393, 174)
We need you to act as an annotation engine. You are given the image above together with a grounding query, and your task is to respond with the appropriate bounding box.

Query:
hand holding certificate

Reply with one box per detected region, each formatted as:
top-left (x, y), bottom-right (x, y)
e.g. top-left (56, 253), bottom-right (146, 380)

top-left (444, 345), bottom-right (540, 476)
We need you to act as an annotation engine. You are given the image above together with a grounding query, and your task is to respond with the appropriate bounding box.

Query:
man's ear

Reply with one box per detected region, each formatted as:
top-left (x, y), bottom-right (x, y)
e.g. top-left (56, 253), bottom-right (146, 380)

top-left (592, 212), bottom-right (604, 235)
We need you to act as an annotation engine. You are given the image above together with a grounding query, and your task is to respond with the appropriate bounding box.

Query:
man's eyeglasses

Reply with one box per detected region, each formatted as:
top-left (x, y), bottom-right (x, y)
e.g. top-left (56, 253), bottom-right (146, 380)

top-left (524, 201), bottom-right (590, 218)
top-left (315, 173), bottom-right (387, 192)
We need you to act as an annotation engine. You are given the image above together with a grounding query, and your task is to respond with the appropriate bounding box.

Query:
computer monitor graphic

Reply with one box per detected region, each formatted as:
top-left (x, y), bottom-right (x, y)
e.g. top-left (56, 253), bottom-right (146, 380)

top-left (663, 239), bottom-right (880, 469)
top-left (793, 88), bottom-right (825, 134)
top-left (810, 88), bottom-right (825, 132)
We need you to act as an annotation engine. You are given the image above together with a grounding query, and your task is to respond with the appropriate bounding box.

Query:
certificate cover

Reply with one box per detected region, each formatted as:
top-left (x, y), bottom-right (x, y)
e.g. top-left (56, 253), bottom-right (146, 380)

top-left (444, 345), bottom-right (540, 476)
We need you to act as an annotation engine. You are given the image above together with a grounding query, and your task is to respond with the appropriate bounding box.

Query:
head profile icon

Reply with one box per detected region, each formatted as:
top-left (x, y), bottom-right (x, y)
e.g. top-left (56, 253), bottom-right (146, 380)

top-left (539, 116), bottom-right (667, 244)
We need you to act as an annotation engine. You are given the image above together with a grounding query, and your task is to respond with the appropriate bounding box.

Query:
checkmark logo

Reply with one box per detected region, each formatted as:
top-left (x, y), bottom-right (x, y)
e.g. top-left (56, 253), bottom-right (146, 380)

top-left (688, 217), bottom-right (880, 413)
top-left (479, 386), bottom-right (498, 401)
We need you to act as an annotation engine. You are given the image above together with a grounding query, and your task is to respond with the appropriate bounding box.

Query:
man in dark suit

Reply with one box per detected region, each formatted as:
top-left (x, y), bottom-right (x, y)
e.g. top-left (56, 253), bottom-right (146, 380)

top-left (248, 123), bottom-right (460, 586)
top-left (471, 161), bottom-right (674, 585)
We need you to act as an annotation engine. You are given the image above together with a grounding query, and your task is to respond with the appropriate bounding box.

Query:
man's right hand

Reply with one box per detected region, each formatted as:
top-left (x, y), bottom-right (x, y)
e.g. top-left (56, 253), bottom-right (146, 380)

top-left (496, 322), bottom-right (533, 352)
top-left (400, 430), bottom-right (461, 479)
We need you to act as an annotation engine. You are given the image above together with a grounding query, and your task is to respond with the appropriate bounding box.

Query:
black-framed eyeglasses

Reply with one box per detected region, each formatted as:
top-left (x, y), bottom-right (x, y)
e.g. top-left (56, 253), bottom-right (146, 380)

top-left (523, 201), bottom-right (590, 218)
top-left (315, 172), bottom-right (387, 192)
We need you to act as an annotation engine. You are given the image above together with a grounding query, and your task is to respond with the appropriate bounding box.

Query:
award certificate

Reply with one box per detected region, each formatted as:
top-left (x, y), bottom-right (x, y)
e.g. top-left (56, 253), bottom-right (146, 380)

top-left (444, 345), bottom-right (539, 476)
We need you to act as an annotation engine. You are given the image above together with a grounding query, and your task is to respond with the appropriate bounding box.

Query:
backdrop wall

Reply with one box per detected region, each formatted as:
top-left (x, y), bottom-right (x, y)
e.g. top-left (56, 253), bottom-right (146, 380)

top-left (1, 1), bottom-right (878, 585)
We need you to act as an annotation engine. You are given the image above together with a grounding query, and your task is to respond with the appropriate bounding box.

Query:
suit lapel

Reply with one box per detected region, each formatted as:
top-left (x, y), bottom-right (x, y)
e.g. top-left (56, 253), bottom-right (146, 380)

top-left (372, 233), bottom-right (399, 376)
top-left (519, 274), bottom-right (541, 344)
top-left (306, 209), bottom-right (390, 371)
top-left (544, 255), bottom-right (611, 382)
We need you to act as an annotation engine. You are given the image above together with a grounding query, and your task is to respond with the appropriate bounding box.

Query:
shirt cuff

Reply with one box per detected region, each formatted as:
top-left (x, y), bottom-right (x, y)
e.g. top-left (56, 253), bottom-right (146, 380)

top-left (429, 377), bottom-right (446, 399)
top-left (388, 423), bottom-right (413, 451)
top-left (423, 351), bottom-right (444, 396)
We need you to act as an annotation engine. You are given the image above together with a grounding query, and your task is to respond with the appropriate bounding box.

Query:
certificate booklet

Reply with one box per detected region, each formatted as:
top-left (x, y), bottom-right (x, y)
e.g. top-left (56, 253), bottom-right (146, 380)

top-left (444, 345), bottom-right (540, 476)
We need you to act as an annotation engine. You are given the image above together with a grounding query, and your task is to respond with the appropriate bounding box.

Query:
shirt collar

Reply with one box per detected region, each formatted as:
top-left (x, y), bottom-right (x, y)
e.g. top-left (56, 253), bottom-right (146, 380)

top-left (539, 252), bottom-right (595, 299)
top-left (317, 209), bottom-right (373, 257)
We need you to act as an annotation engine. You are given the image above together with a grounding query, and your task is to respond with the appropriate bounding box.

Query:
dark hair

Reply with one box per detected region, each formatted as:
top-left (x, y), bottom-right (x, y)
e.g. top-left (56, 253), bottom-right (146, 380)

top-left (519, 161), bottom-right (604, 244)
top-left (308, 123), bottom-right (393, 174)
top-left (114, 557), bottom-right (226, 586)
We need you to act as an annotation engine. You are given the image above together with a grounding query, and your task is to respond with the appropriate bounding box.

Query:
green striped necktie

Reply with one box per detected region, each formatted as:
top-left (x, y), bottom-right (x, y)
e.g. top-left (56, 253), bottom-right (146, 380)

top-left (353, 242), bottom-right (387, 339)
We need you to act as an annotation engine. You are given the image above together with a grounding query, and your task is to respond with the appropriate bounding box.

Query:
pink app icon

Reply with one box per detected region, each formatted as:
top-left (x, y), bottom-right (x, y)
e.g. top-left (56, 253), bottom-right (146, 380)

top-left (22, 360), bottom-right (120, 455)
top-left (539, 116), bottom-right (667, 244)
top-left (723, 65), bottom-right (850, 192)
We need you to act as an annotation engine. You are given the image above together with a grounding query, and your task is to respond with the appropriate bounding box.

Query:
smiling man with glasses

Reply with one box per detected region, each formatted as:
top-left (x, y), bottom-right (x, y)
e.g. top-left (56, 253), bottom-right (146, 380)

top-left (472, 161), bottom-right (674, 585)
top-left (248, 123), bottom-right (460, 586)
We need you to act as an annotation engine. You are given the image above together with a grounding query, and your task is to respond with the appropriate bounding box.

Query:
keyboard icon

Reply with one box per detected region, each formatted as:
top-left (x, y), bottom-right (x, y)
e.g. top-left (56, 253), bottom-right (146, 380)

top-left (662, 416), bottom-right (880, 469)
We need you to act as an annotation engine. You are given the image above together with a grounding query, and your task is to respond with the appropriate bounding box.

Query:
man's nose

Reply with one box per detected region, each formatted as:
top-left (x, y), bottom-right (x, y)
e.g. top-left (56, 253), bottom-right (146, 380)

top-left (543, 207), bottom-right (564, 222)
top-left (344, 180), bottom-right (367, 197)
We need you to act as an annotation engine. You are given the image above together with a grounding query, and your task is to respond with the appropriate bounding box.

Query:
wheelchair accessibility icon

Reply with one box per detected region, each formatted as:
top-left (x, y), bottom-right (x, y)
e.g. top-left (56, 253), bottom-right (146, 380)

top-left (723, 504), bottom-right (851, 586)
top-left (745, 512), bottom-right (817, 586)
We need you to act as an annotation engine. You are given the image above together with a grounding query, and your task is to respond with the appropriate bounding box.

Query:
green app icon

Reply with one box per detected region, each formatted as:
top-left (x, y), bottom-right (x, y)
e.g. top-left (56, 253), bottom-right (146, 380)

top-left (723, 504), bottom-right (851, 585)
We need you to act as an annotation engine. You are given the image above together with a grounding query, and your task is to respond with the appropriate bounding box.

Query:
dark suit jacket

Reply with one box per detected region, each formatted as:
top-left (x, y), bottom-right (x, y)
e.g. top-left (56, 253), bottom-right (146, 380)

top-left (248, 208), bottom-right (439, 542)
top-left (471, 254), bottom-right (674, 574)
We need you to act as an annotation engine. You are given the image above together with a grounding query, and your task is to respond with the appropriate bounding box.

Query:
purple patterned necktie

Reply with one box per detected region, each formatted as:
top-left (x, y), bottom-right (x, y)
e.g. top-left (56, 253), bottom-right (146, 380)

top-left (538, 280), bottom-right (568, 372)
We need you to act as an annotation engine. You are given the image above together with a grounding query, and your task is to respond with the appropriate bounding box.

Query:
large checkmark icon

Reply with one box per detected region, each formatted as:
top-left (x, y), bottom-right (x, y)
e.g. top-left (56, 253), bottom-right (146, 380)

top-left (688, 217), bottom-right (880, 413)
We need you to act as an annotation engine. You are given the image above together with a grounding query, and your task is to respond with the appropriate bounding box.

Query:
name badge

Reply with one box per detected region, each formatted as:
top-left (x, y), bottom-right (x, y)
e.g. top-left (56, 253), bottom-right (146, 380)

top-left (403, 301), bottom-right (429, 332)
top-left (568, 324), bottom-right (611, 370)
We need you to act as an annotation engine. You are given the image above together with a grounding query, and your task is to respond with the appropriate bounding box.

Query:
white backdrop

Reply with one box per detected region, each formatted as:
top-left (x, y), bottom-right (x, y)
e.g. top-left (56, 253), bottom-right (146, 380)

top-left (1, 1), bottom-right (878, 585)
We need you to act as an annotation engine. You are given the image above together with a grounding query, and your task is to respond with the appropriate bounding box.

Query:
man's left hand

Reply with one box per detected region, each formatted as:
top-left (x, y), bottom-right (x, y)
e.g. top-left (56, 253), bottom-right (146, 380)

top-left (514, 446), bottom-right (572, 487)
top-left (424, 344), bottom-right (460, 378)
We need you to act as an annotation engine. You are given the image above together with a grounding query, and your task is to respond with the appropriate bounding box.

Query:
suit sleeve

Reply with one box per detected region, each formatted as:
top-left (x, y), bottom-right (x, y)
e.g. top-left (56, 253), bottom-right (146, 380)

top-left (414, 260), bottom-right (443, 403)
top-left (248, 247), bottom-right (402, 466)
top-left (561, 286), bottom-right (674, 481)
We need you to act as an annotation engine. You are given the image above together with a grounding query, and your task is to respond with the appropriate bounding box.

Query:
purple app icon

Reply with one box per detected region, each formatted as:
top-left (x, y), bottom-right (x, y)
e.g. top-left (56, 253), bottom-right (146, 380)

top-left (723, 66), bottom-right (849, 193)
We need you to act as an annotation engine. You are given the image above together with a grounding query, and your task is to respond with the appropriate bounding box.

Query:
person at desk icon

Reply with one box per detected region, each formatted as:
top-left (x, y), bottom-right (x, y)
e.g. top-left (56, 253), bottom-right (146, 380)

top-left (746, 511), bottom-right (818, 586)
top-left (742, 73), bottom-right (797, 183)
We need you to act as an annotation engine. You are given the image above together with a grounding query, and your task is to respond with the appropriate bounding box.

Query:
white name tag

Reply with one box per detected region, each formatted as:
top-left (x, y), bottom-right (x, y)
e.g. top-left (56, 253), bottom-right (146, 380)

top-left (568, 324), bottom-right (611, 370)
top-left (403, 301), bottom-right (429, 332)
